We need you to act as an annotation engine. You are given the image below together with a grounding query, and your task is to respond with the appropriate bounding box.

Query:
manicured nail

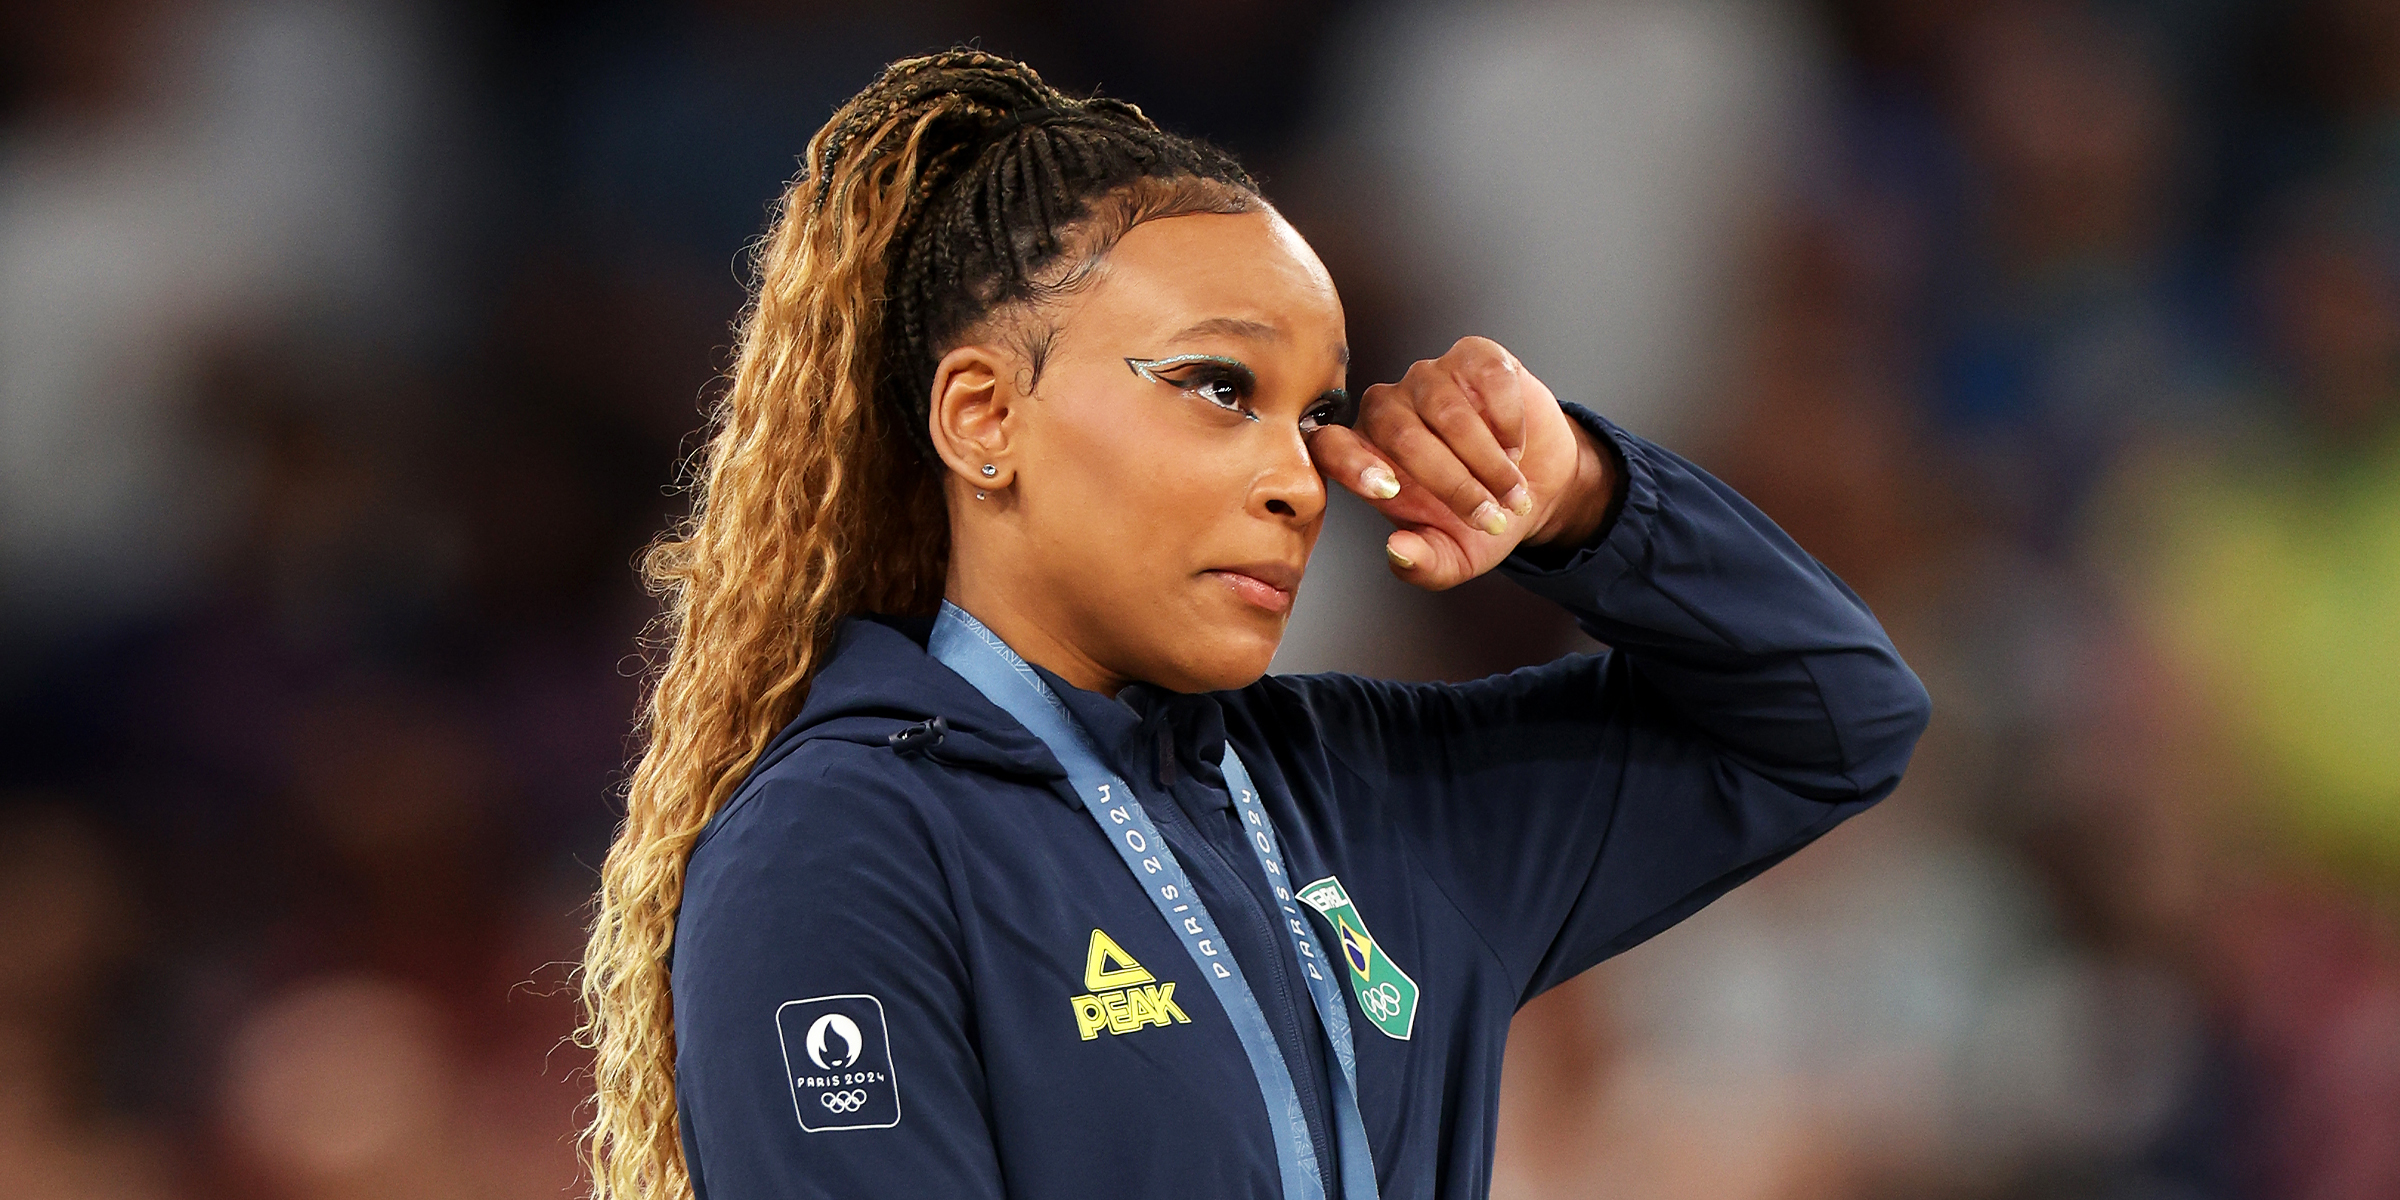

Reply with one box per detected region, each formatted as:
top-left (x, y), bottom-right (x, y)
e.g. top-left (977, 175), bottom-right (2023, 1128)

top-left (1503, 484), bottom-right (1533, 516)
top-left (1385, 542), bottom-right (1417, 569)
top-left (1472, 501), bottom-right (1509, 537)
top-left (1507, 445), bottom-right (1524, 463)
top-left (1361, 464), bottom-right (1400, 500)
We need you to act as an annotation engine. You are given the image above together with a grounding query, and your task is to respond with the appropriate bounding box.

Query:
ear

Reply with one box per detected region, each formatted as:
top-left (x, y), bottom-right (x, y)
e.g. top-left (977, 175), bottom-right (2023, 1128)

top-left (927, 343), bottom-right (1020, 491)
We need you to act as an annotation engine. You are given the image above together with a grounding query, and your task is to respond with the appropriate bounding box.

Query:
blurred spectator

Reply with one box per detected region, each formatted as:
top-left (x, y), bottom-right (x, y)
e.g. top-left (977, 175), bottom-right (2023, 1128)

top-left (213, 969), bottom-right (587, 1200)
top-left (1926, 0), bottom-right (2227, 555)
top-left (1306, 0), bottom-right (1814, 447)
top-left (217, 976), bottom-right (474, 1200)
top-left (2095, 179), bottom-right (2400, 882)
top-left (0, 804), bottom-right (174, 1200)
top-left (0, 0), bottom-right (452, 636)
top-left (1707, 211), bottom-right (1949, 617)
top-left (1273, 0), bottom-right (1816, 681)
top-left (1495, 802), bottom-right (2203, 1200)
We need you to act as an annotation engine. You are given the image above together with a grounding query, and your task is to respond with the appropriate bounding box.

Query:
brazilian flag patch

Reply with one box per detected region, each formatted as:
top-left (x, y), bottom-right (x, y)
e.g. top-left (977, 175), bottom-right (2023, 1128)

top-left (1297, 876), bottom-right (1419, 1040)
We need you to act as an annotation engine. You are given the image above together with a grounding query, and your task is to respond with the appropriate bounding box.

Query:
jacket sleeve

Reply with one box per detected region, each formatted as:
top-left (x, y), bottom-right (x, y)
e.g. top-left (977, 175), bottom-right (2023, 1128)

top-left (1256, 403), bottom-right (1931, 1001)
top-left (670, 747), bottom-right (1005, 1200)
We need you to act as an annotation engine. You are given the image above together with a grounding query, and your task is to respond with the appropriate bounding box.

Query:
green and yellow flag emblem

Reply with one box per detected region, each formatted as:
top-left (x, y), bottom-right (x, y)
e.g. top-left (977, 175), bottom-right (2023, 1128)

top-left (1298, 876), bottom-right (1419, 1039)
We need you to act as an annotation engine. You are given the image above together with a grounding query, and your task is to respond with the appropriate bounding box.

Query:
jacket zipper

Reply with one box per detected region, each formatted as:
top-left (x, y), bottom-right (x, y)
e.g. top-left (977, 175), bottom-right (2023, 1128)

top-left (1153, 795), bottom-right (1339, 1194)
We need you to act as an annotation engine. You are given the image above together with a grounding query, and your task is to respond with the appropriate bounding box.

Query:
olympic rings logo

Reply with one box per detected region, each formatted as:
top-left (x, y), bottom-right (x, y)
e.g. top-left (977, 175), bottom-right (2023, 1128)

top-left (1360, 981), bottom-right (1404, 1022)
top-left (820, 1089), bottom-right (869, 1113)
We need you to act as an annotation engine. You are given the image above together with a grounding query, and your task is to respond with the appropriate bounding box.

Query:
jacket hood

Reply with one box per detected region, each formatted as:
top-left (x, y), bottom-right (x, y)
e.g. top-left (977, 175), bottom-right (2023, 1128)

top-left (740, 612), bottom-right (1070, 788)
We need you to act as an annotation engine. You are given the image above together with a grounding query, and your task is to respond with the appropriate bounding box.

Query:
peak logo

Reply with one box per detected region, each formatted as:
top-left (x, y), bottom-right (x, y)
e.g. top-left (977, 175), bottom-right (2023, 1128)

top-left (1068, 929), bottom-right (1191, 1041)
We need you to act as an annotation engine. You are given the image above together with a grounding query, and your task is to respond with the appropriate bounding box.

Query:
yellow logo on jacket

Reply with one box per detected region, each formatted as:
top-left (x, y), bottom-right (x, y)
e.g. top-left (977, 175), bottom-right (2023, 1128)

top-left (1069, 929), bottom-right (1191, 1041)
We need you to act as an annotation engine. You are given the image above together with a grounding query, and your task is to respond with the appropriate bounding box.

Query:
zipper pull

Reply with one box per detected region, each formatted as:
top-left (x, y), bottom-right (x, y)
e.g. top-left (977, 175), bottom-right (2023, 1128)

top-left (886, 715), bottom-right (948, 758)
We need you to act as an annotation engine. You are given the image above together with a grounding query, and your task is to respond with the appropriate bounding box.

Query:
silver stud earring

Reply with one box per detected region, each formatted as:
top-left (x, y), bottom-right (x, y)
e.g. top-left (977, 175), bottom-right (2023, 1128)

top-left (975, 490), bottom-right (987, 500)
top-left (981, 463), bottom-right (998, 478)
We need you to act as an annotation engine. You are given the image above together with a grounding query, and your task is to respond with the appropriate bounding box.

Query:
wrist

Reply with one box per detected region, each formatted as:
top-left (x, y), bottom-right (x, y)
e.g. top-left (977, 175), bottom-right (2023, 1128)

top-left (1525, 417), bottom-right (1621, 549)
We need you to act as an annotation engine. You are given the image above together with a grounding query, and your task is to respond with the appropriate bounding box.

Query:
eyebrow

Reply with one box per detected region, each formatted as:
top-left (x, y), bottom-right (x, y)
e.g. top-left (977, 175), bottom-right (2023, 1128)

top-left (1167, 316), bottom-right (1351, 367)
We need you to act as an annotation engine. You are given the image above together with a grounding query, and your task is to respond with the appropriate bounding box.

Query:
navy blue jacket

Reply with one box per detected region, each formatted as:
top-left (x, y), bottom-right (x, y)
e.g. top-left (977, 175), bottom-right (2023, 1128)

top-left (670, 407), bottom-right (1931, 1199)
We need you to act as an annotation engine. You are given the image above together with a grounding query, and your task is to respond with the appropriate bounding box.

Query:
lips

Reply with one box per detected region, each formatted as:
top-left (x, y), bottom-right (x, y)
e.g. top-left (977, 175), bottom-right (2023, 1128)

top-left (1206, 561), bottom-right (1302, 614)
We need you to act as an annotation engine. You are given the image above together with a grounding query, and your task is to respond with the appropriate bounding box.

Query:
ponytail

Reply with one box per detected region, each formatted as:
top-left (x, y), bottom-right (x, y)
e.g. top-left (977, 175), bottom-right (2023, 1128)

top-left (576, 49), bottom-right (1260, 1199)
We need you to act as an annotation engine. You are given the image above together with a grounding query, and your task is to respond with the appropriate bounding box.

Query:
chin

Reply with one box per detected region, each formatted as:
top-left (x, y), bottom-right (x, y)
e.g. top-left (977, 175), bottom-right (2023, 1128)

top-left (1160, 624), bottom-right (1283, 694)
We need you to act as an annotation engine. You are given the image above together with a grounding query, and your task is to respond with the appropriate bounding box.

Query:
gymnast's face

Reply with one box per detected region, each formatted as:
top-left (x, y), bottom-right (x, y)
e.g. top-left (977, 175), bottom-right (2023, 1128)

top-left (928, 207), bottom-right (1349, 695)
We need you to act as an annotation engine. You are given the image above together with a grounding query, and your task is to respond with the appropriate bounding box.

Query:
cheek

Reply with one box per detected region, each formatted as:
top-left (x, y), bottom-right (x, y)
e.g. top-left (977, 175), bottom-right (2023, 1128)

top-left (1040, 402), bottom-right (1241, 561)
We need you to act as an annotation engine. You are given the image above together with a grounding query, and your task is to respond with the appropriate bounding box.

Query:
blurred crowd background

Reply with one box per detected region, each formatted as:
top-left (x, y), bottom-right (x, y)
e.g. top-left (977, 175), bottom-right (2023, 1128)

top-left (4, 0), bottom-right (2397, 1197)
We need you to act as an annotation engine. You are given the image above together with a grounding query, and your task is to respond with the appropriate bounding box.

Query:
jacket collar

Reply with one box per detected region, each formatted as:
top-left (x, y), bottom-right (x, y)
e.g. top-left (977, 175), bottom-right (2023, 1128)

top-left (746, 613), bottom-right (1067, 786)
top-left (1035, 666), bottom-right (1234, 815)
top-left (749, 612), bottom-right (1231, 814)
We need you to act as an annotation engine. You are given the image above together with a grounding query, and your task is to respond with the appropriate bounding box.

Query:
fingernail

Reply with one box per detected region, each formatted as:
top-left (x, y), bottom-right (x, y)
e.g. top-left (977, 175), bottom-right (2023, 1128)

top-left (1507, 445), bottom-right (1524, 463)
top-left (1504, 484), bottom-right (1532, 516)
top-left (1472, 501), bottom-right (1509, 537)
top-left (1385, 542), bottom-right (1417, 569)
top-left (1361, 464), bottom-right (1400, 500)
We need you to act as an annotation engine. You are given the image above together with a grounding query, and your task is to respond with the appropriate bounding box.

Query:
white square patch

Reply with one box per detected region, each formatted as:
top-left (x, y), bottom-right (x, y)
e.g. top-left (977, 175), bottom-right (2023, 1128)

top-left (775, 994), bottom-right (901, 1131)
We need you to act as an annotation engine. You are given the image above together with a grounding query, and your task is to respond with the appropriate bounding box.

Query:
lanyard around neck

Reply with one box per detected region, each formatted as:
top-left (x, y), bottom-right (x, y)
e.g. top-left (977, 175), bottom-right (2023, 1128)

top-left (928, 601), bottom-right (1379, 1200)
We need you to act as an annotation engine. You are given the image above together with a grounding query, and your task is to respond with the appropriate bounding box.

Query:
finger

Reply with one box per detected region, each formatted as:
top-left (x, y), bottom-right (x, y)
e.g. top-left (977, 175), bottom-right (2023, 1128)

top-left (1382, 526), bottom-right (1478, 591)
top-left (1361, 406), bottom-right (1515, 538)
top-left (1449, 338), bottom-right (1529, 465)
top-left (1304, 424), bottom-right (1401, 502)
top-left (1418, 379), bottom-right (1531, 517)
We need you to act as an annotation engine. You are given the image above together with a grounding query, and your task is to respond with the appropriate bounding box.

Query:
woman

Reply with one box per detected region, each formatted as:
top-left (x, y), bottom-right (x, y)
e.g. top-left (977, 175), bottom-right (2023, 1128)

top-left (579, 49), bottom-right (1929, 1200)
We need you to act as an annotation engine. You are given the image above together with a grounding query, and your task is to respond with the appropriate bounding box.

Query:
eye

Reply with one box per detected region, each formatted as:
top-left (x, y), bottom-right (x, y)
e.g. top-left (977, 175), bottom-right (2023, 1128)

top-left (1125, 354), bottom-right (1258, 419)
top-left (1177, 367), bottom-right (1249, 413)
top-left (1298, 389), bottom-right (1355, 434)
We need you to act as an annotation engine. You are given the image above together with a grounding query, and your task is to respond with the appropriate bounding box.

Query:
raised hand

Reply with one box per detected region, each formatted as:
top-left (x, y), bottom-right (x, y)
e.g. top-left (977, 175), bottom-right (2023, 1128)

top-left (1307, 337), bottom-right (1615, 591)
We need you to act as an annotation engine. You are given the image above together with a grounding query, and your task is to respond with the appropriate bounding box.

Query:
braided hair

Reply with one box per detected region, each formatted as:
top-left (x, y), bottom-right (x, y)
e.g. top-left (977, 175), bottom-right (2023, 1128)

top-left (810, 51), bottom-right (1263, 457)
top-left (578, 49), bottom-right (1265, 1200)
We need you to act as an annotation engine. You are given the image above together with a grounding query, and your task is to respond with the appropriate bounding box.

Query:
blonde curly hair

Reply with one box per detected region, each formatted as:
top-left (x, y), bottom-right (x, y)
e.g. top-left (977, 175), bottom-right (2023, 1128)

top-left (575, 48), bottom-right (1260, 1199)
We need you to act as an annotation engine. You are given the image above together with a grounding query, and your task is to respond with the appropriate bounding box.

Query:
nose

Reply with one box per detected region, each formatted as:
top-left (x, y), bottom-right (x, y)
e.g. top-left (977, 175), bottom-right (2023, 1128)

top-left (1253, 422), bottom-right (1327, 525)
